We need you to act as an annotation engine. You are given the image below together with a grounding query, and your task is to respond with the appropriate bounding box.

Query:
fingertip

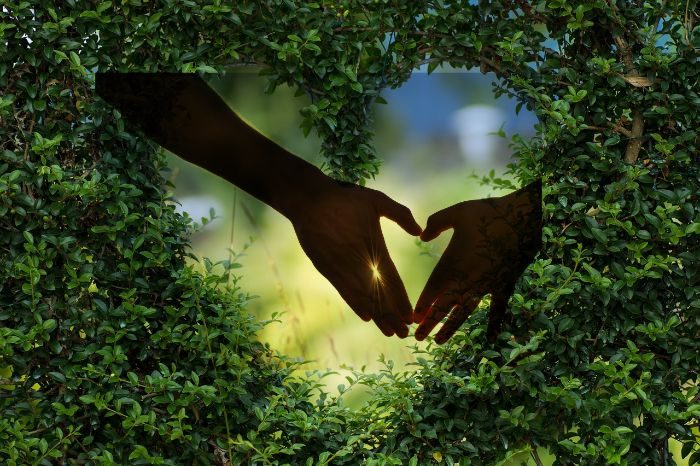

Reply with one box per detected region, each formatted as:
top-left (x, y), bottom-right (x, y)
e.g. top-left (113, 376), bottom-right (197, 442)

top-left (421, 208), bottom-right (452, 241)
top-left (397, 205), bottom-right (422, 236)
top-left (415, 321), bottom-right (436, 341)
top-left (377, 195), bottom-right (422, 236)
top-left (435, 327), bottom-right (456, 345)
top-left (374, 316), bottom-right (395, 337)
top-left (419, 229), bottom-right (439, 242)
top-left (387, 311), bottom-right (410, 338)
top-left (384, 284), bottom-right (414, 327)
top-left (408, 222), bottom-right (423, 237)
top-left (395, 325), bottom-right (409, 339)
top-left (403, 212), bottom-right (423, 236)
top-left (353, 304), bottom-right (373, 322)
top-left (399, 212), bottom-right (423, 237)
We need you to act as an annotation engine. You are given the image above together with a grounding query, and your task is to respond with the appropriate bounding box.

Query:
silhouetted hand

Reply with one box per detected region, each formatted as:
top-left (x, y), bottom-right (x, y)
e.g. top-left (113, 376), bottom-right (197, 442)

top-left (287, 181), bottom-right (422, 338)
top-left (413, 180), bottom-right (542, 344)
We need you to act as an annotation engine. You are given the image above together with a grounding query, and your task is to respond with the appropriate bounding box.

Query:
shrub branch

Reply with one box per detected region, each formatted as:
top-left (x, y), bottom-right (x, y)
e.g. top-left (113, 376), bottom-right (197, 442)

top-left (613, 34), bottom-right (645, 164)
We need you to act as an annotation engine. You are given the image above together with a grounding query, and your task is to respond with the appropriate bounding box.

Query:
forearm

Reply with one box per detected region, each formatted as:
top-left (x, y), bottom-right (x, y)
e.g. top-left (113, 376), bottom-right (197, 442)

top-left (95, 72), bottom-right (332, 217)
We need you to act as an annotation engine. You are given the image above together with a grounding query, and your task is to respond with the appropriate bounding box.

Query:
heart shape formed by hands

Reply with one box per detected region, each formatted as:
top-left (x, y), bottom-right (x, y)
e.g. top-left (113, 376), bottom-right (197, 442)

top-left (412, 179), bottom-right (543, 344)
top-left (295, 177), bottom-right (543, 344)
top-left (287, 178), bottom-right (542, 344)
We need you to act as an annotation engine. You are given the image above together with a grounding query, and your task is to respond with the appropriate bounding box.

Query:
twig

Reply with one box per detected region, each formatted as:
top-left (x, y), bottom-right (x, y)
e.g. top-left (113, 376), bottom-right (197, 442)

top-left (480, 56), bottom-right (503, 75)
top-left (530, 442), bottom-right (545, 466)
top-left (582, 123), bottom-right (633, 138)
top-left (684, 0), bottom-right (691, 44)
top-left (612, 34), bottom-right (645, 164)
top-left (624, 109), bottom-right (645, 164)
top-left (613, 35), bottom-right (638, 74)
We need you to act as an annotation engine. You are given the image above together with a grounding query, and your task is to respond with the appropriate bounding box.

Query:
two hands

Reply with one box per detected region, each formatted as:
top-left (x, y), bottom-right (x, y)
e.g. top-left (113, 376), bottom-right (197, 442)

top-left (95, 73), bottom-right (542, 344)
top-left (287, 177), bottom-right (542, 343)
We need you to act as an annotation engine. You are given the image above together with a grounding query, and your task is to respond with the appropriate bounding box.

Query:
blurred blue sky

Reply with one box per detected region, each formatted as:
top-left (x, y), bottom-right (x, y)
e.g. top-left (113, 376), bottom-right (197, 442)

top-left (382, 71), bottom-right (537, 142)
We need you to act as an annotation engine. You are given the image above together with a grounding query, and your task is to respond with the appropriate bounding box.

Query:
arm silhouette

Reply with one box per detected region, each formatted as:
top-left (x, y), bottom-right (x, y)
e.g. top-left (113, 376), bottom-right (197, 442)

top-left (414, 179), bottom-right (542, 343)
top-left (95, 73), bottom-right (421, 338)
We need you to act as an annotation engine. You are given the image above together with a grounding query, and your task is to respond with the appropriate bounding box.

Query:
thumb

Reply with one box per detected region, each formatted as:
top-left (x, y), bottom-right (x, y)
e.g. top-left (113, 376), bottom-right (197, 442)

top-left (375, 192), bottom-right (422, 236)
top-left (420, 205), bottom-right (455, 242)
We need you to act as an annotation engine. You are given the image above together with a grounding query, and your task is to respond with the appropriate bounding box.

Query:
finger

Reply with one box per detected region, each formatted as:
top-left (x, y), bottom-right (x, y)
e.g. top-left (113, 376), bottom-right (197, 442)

top-left (415, 292), bottom-right (459, 341)
top-left (372, 308), bottom-right (398, 337)
top-left (371, 254), bottom-right (412, 337)
top-left (376, 316), bottom-right (403, 338)
top-left (370, 278), bottom-right (409, 338)
top-left (332, 277), bottom-right (373, 322)
top-left (378, 291), bottom-right (411, 338)
top-left (375, 192), bottom-right (422, 236)
top-left (420, 205), bottom-right (456, 242)
top-left (379, 288), bottom-right (412, 338)
top-left (414, 256), bottom-right (455, 324)
top-left (342, 289), bottom-right (397, 339)
top-left (434, 295), bottom-right (481, 344)
top-left (378, 255), bottom-right (414, 326)
top-left (376, 324), bottom-right (396, 337)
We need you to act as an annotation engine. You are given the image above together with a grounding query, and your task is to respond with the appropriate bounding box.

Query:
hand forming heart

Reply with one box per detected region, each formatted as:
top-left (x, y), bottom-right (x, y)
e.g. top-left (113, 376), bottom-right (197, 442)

top-left (413, 179), bottom-right (542, 344)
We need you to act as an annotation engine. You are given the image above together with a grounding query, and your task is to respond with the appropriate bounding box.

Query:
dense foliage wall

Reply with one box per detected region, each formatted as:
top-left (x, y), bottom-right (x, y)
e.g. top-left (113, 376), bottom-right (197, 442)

top-left (1, 1), bottom-right (698, 465)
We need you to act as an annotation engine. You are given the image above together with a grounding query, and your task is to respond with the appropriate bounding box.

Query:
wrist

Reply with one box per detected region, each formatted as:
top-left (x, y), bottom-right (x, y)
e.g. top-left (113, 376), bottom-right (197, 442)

top-left (272, 166), bottom-right (338, 221)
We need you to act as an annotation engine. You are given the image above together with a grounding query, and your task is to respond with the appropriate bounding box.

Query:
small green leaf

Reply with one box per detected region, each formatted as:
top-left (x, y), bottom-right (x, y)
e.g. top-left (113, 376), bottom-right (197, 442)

top-left (48, 371), bottom-right (66, 383)
top-left (69, 51), bottom-right (81, 66)
top-left (591, 228), bottom-right (607, 243)
top-left (686, 223), bottom-right (700, 234)
top-left (43, 319), bottom-right (57, 331)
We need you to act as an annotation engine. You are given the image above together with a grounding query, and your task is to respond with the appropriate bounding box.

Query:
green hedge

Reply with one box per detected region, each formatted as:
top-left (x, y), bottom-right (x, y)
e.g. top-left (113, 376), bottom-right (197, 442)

top-left (1, 1), bottom-right (698, 465)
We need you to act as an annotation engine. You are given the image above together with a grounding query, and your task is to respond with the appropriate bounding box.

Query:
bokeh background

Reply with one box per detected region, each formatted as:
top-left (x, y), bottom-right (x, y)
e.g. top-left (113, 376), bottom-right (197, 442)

top-left (164, 69), bottom-right (537, 404)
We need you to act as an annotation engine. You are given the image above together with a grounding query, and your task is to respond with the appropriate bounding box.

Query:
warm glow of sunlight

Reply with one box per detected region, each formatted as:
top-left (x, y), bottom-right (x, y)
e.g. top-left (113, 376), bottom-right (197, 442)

top-left (370, 262), bottom-right (382, 282)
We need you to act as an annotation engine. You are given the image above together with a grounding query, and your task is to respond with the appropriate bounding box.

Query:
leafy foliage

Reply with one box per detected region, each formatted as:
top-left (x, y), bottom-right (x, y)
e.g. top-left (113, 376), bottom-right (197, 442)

top-left (1, 0), bottom-right (698, 465)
